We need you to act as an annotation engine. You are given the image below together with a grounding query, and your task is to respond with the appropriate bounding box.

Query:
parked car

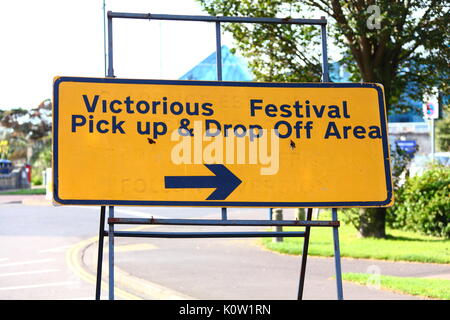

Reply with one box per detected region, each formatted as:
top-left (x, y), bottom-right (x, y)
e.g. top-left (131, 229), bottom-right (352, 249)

top-left (0, 159), bottom-right (13, 174)
top-left (409, 152), bottom-right (450, 177)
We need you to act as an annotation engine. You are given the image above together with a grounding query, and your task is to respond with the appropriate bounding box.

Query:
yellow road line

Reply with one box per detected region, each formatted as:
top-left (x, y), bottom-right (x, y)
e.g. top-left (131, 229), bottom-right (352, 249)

top-left (66, 225), bottom-right (193, 300)
top-left (66, 228), bottom-right (147, 300)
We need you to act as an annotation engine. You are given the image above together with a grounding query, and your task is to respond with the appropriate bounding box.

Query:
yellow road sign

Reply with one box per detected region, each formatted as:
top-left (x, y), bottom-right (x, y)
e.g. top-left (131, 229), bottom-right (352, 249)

top-left (53, 77), bottom-right (393, 207)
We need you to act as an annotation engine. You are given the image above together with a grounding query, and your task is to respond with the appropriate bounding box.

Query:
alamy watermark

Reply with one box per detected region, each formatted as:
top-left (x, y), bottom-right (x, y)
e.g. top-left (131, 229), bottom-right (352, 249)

top-left (365, 265), bottom-right (381, 290)
top-left (367, 5), bottom-right (381, 30)
top-left (170, 121), bottom-right (281, 175)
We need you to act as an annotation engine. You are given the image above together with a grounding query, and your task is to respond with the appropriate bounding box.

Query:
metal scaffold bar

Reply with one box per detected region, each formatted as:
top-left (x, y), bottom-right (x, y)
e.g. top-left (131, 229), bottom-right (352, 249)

top-left (108, 11), bottom-right (327, 25)
top-left (107, 231), bottom-right (306, 239)
top-left (107, 217), bottom-right (339, 227)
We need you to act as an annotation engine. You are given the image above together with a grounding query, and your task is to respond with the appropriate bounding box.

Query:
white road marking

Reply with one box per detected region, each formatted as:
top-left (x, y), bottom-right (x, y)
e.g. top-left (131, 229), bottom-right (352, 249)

top-left (0, 258), bottom-right (9, 263)
top-left (39, 245), bottom-right (72, 253)
top-left (0, 258), bottom-right (54, 268)
top-left (0, 281), bottom-right (78, 291)
top-left (0, 269), bottom-right (60, 278)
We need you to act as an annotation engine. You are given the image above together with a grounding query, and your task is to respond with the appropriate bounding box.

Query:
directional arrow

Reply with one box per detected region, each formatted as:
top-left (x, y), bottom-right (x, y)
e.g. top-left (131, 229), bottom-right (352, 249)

top-left (164, 164), bottom-right (242, 200)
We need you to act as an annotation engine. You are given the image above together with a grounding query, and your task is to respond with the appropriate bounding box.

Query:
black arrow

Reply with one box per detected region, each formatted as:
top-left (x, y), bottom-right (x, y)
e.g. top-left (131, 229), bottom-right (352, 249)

top-left (164, 164), bottom-right (242, 200)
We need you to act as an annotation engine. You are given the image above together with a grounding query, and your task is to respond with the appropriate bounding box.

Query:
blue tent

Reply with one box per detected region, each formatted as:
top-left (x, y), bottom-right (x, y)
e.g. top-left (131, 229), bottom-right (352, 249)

top-left (179, 45), bottom-right (253, 81)
top-left (0, 159), bottom-right (12, 174)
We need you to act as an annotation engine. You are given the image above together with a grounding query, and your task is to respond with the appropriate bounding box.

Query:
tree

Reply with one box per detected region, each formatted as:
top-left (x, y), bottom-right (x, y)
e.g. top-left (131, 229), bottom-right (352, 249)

top-left (198, 0), bottom-right (449, 238)
top-left (0, 99), bottom-right (52, 162)
top-left (198, 0), bottom-right (448, 106)
top-left (0, 99), bottom-right (52, 141)
top-left (0, 140), bottom-right (9, 159)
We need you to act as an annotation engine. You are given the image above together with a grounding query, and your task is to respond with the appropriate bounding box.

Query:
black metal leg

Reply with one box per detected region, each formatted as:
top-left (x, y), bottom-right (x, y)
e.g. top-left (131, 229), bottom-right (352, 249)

top-left (297, 208), bottom-right (313, 300)
top-left (95, 206), bottom-right (106, 300)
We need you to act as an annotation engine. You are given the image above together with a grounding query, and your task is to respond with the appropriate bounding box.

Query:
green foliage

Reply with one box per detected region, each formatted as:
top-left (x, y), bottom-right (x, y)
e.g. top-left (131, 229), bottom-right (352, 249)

top-left (0, 188), bottom-right (46, 195)
top-left (296, 208), bottom-right (306, 220)
top-left (31, 174), bottom-right (43, 186)
top-left (340, 208), bottom-right (358, 231)
top-left (197, 0), bottom-right (450, 109)
top-left (5, 135), bottom-right (28, 161)
top-left (0, 99), bottom-right (52, 162)
top-left (261, 214), bottom-right (450, 264)
top-left (199, 0), bottom-right (322, 82)
top-left (342, 273), bottom-right (450, 300)
top-left (31, 141), bottom-right (52, 184)
top-left (0, 140), bottom-right (9, 159)
top-left (199, 1), bottom-right (449, 239)
top-left (0, 99), bottom-right (52, 141)
top-left (33, 143), bottom-right (52, 168)
top-left (388, 165), bottom-right (450, 238)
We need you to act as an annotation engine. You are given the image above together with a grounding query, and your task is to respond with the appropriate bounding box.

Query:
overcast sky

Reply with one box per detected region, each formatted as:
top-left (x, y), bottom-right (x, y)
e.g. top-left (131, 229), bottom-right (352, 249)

top-left (0, 0), bottom-right (332, 110)
top-left (0, 0), bottom-right (237, 109)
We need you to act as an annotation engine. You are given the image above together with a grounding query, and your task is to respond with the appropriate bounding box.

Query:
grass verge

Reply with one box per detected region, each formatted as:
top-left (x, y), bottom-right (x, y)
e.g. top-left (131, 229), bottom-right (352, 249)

top-left (342, 273), bottom-right (450, 300)
top-left (0, 188), bottom-right (46, 195)
top-left (261, 212), bottom-right (450, 264)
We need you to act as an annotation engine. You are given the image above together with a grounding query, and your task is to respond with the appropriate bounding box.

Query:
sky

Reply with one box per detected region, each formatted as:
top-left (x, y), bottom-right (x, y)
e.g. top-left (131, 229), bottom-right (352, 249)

top-left (0, 0), bottom-right (334, 110)
top-left (0, 0), bottom-right (236, 109)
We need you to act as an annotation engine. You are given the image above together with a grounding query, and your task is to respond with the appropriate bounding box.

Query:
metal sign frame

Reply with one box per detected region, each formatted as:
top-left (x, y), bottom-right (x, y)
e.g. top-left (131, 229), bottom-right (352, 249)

top-left (89, 11), bottom-right (345, 300)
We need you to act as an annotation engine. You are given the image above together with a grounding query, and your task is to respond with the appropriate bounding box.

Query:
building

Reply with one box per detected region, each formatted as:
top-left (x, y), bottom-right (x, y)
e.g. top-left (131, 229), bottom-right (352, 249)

top-left (329, 62), bottom-right (439, 155)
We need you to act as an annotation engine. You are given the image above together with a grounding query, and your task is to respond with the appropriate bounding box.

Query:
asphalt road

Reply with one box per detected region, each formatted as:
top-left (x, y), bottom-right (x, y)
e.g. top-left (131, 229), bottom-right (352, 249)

top-left (84, 208), bottom-right (449, 300)
top-left (0, 203), bottom-right (99, 299)
top-left (1, 200), bottom-right (448, 300)
top-left (0, 201), bottom-right (215, 299)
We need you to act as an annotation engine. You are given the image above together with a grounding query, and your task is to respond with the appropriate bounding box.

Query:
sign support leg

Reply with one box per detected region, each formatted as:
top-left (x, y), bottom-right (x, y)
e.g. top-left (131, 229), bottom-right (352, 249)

top-left (215, 22), bottom-right (227, 223)
top-left (108, 205), bottom-right (115, 300)
top-left (332, 208), bottom-right (344, 300)
top-left (297, 207), bottom-right (313, 300)
top-left (95, 205), bottom-right (106, 300)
